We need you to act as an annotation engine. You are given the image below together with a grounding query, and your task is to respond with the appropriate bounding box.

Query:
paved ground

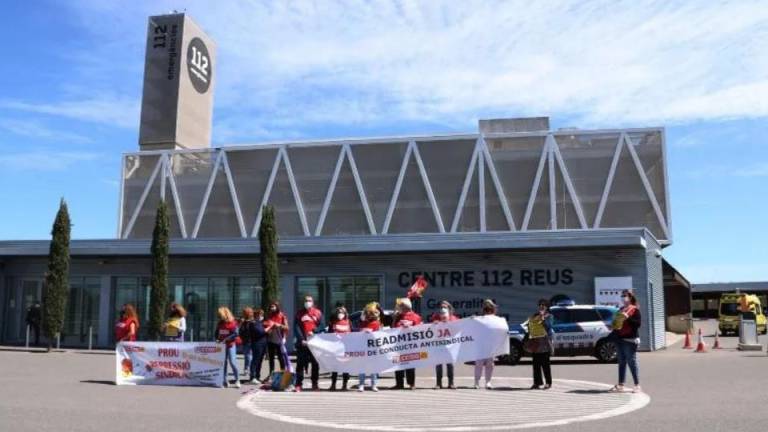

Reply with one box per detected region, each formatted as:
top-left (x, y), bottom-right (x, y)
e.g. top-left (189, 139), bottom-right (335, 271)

top-left (1, 320), bottom-right (766, 432)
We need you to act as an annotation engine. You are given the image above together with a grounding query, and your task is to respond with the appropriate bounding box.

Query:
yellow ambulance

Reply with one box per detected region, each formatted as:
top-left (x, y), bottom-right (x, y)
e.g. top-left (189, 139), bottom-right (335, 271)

top-left (719, 293), bottom-right (767, 335)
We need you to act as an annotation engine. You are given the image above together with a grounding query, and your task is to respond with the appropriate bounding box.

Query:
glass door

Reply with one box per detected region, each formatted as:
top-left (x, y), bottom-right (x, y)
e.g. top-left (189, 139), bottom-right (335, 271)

top-left (184, 278), bottom-right (210, 341)
top-left (19, 279), bottom-right (42, 341)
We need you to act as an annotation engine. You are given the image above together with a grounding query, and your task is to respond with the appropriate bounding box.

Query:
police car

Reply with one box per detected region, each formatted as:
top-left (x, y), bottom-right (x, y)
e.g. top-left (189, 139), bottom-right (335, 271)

top-left (504, 302), bottom-right (618, 365)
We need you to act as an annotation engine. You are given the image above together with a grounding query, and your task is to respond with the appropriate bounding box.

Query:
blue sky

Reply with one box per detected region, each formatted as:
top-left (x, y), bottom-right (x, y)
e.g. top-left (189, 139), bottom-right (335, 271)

top-left (0, 1), bottom-right (766, 283)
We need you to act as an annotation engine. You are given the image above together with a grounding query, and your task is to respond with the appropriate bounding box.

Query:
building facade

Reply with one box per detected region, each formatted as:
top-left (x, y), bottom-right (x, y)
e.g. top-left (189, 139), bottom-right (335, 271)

top-left (0, 122), bottom-right (671, 352)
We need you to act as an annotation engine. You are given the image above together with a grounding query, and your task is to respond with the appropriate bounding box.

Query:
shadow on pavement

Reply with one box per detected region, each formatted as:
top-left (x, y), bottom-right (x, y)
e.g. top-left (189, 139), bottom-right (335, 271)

top-left (567, 389), bottom-right (609, 394)
top-left (80, 380), bottom-right (116, 386)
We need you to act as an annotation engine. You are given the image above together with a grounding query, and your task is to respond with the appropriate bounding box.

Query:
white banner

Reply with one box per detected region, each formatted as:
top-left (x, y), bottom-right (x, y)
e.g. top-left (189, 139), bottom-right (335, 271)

top-left (116, 342), bottom-right (225, 387)
top-left (308, 315), bottom-right (510, 374)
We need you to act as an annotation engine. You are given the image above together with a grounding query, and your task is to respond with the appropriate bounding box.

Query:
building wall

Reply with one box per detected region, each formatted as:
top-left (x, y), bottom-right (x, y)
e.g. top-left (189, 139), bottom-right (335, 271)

top-left (1, 245), bottom-right (662, 350)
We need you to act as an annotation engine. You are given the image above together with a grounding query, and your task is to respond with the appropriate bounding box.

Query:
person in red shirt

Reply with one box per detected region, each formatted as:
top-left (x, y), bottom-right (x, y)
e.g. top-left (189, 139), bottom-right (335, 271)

top-left (328, 306), bottom-right (352, 391)
top-left (430, 300), bottom-right (459, 389)
top-left (358, 303), bottom-right (382, 392)
top-left (263, 301), bottom-right (289, 377)
top-left (609, 290), bottom-right (642, 394)
top-left (216, 306), bottom-right (242, 388)
top-left (294, 295), bottom-right (324, 392)
top-left (114, 304), bottom-right (139, 343)
top-left (393, 298), bottom-right (422, 390)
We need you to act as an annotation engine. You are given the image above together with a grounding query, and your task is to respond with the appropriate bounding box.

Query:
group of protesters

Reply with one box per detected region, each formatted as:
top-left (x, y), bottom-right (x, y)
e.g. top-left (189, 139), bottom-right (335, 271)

top-left (114, 289), bottom-right (641, 393)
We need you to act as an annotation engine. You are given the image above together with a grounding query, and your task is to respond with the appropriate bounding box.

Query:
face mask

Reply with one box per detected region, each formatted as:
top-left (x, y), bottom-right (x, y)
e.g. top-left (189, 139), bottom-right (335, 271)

top-left (257, 316), bottom-right (263, 321)
top-left (269, 307), bottom-right (277, 312)
top-left (337, 313), bottom-right (345, 321)
top-left (304, 301), bottom-right (313, 309)
top-left (440, 308), bottom-right (449, 315)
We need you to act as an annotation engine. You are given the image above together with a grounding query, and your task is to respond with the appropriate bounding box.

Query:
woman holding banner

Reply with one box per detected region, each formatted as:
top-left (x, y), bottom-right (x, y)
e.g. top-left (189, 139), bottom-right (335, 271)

top-left (162, 303), bottom-right (186, 342)
top-left (216, 306), bottom-right (242, 388)
top-left (264, 302), bottom-right (289, 376)
top-left (525, 299), bottom-right (554, 390)
top-left (474, 299), bottom-right (497, 389)
top-left (115, 304), bottom-right (139, 343)
top-left (393, 298), bottom-right (422, 390)
top-left (358, 303), bottom-right (381, 392)
top-left (609, 290), bottom-right (642, 394)
top-left (431, 300), bottom-right (459, 389)
top-left (328, 305), bottom-right (352, 391)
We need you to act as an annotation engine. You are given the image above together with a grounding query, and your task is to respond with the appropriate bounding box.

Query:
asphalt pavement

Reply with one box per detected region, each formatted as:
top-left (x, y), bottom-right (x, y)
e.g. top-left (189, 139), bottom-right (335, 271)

top-left (0, 319), bottom-right (765, 432)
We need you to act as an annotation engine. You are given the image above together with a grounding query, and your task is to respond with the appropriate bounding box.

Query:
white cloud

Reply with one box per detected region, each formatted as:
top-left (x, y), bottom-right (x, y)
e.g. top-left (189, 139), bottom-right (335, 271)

top-left (0, 151), bottom-right (101, 171)
top-left (0, 118), bottom-right (93, 143)
top-left (0, 95), bottom-right (140, 129)
top-left (60, 0), bottom-right (768, 137)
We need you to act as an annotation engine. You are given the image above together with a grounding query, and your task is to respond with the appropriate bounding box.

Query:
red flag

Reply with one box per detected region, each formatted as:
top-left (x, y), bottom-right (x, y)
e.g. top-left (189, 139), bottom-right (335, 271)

top-left (406, 275), bottom-right (428, 299)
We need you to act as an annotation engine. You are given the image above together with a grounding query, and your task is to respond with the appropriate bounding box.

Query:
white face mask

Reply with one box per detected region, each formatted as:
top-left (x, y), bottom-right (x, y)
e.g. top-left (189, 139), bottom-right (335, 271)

top-left (269, 307), bottom-right (277, 313)
top-left (257, 316), bottom-right (263, 321)
top-left (337, 313), bottom-right (345, 321)
top-left (304, 301), bottom-right (313, 309)
top-left (440, 308), bottom-right (449, 315)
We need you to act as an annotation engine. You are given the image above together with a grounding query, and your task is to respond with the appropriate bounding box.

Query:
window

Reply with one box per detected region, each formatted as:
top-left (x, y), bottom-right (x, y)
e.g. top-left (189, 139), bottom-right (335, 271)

top-left (596, 308), bottom-right (616, 321)
top-left (64, 277), bottom-right (101, 345)
top-left (571, 309), bottom-right (602, 323)
top-left (550, 309), bottom-right (571, 324)
top-left (296, 276), bottom-right (383, 318)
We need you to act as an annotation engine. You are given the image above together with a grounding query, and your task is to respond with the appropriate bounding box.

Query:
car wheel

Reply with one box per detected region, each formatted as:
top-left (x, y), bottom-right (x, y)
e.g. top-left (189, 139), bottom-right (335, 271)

top-left (596, 339), bottom-right (618, 363)
top-left (501, 340), bottom-right (523, 365)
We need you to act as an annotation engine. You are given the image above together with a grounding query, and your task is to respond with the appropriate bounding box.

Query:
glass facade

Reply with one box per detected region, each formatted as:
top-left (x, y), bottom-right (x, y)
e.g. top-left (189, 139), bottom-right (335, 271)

top-left (121, 128), bottom-right (670, 242)
top-left (62, 277), bottom-right (101, 345)
top-left (112, 276), bottom-right (261, 343)
top-left (296, 276), bottom-right (383, 318)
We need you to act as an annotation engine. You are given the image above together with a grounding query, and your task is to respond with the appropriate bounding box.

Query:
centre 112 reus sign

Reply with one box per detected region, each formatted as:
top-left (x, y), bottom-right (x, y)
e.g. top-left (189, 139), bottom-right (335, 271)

top-left (398, 268), bottom-right (574, 288)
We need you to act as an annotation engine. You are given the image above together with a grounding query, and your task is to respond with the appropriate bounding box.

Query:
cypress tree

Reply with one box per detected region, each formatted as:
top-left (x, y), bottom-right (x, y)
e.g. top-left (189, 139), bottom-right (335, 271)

top-left (259, 205), bottom-right (279, 309)
top-left (43, 198), bottom-right (71, 352)
top-left (148, 200), bottom-right (170, 340)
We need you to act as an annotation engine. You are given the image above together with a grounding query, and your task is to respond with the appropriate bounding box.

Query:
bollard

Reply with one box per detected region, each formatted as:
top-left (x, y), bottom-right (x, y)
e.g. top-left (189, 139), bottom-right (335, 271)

top-left (25, 325), bottom-right (30, 349)
top-left (88, 326), bottom-right (93, 351)
top-left (190, 328), bottom-right (194, 343)
top-left (56, 333), bottom-right (61, 350)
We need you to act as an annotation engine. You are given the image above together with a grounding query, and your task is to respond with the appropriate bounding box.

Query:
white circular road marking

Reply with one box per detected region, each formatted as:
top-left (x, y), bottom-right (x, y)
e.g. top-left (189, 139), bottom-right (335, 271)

top-left (237, 376), bottom-right (650, 431)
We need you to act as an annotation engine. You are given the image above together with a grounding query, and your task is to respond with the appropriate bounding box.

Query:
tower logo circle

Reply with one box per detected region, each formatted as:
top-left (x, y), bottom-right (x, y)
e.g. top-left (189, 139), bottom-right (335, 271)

top-left (186, 37), bottom-right (211, 93)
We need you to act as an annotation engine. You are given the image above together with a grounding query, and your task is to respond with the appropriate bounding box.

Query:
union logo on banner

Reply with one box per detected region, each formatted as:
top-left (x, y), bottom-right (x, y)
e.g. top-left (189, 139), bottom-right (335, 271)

top-left (195, 346), bottom-right (222, 354)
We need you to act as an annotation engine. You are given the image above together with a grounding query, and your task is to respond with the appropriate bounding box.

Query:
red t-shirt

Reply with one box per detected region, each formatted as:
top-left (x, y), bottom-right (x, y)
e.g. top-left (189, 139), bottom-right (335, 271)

top-left (430, 313), bottom-right (460, 323)
top-left (216, 320), bottom-right (241, 347)
top-left (331, 319), bottom-right (352, 334)
top-left (361, 319), bottom-right (381, 332)
top-left (394, 311), bottom-right (422, 328)
top-left (115, 318), bottom-right (138, 342)
top-left (296, 307), bottom-right (323, 338)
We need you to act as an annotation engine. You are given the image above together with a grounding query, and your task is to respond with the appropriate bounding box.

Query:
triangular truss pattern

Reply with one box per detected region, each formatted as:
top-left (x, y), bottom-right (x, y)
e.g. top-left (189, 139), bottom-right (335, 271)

top-left (119, 130), bottom-right (670, 240)
top-left (593, 133), bottom-right (670, 239)
top-left (382, 141), bottom-right (445, 234)
top-left (451, 138), bottom-right (516, 233)
top-left (315, 144), bottom-right (377, 236)
top-left (250, 147), bottom-right (310, 237)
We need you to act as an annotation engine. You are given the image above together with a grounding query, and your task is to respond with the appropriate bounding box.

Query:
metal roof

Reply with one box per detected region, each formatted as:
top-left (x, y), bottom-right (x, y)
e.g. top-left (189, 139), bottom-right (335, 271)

top-left (0, 228), bottom-right (651, 257)
top-left (692, 281), bottom-right (768, 293)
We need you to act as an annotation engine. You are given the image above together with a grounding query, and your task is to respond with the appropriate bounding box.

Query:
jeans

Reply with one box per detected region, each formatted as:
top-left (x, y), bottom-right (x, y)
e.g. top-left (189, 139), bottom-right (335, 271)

top-left (435, 364), bottom-right (454, 387)
top-left (617, 339), bottom-right (639, 385)
top-left (243, 345), bottom-right (252, 375)
top-left (474, 358), bottom-right (494, 384)
top-left (295, 345), bottom-right (319, 387)
top-left (223, 344), bottom-right (239, 384)
top-left (358, 373), bottom-right (379, 388)
top-left (395, 369), bottom-right (415, 388)
top-left (250, 342), bottom-right (267, 381)
top-left (532, 352), bottom-right (552, 386)
top-left (267, 342), bottom-right (286, 374)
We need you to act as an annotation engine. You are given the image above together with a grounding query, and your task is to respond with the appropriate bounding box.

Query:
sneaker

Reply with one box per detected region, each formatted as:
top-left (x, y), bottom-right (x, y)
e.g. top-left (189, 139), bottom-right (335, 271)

top-left (293, 385), bottom-right (302, 393)
top-left (234, 380), bottom-right (241, 389)
top-left (632, 385), bottom-right (642, 393)
top-left (530, 384), bottom-right (541, 390)
top-left (372, 386), bottom-right (379, 392)
top-left (485, 381), bottom-right (493, 390)
top-left (473, 381), bottom-right (480, 389)
top-left (222, 381), bottom-right (230, 388)
top-left (249, 378), bottom-right (260, 385)
top-left (358, 385), bottom-right (365, 392)
top-left (408, 385), bottom-right (416, 391)
top-left (542, 384), bottom-right (551, 390)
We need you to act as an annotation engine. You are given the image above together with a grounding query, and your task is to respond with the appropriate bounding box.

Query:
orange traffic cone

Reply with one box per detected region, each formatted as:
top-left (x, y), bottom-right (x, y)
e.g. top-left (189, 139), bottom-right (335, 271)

top-left (695, 328), bottom-right (707, 353)
top-left (682, 329), bottom-right (692, 349)
top-left (713, 330), bottom-right (722, 349)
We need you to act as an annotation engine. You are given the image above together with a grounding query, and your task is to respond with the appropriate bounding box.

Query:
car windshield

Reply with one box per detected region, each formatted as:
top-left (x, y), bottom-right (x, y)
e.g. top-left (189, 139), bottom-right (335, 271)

top-left (720, 303), bottom-right (739, 316)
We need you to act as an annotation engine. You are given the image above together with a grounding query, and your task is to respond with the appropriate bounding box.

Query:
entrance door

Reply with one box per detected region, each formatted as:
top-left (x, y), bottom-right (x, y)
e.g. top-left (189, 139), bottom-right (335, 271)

top-left (18, 279), bottom-right (43, 341)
